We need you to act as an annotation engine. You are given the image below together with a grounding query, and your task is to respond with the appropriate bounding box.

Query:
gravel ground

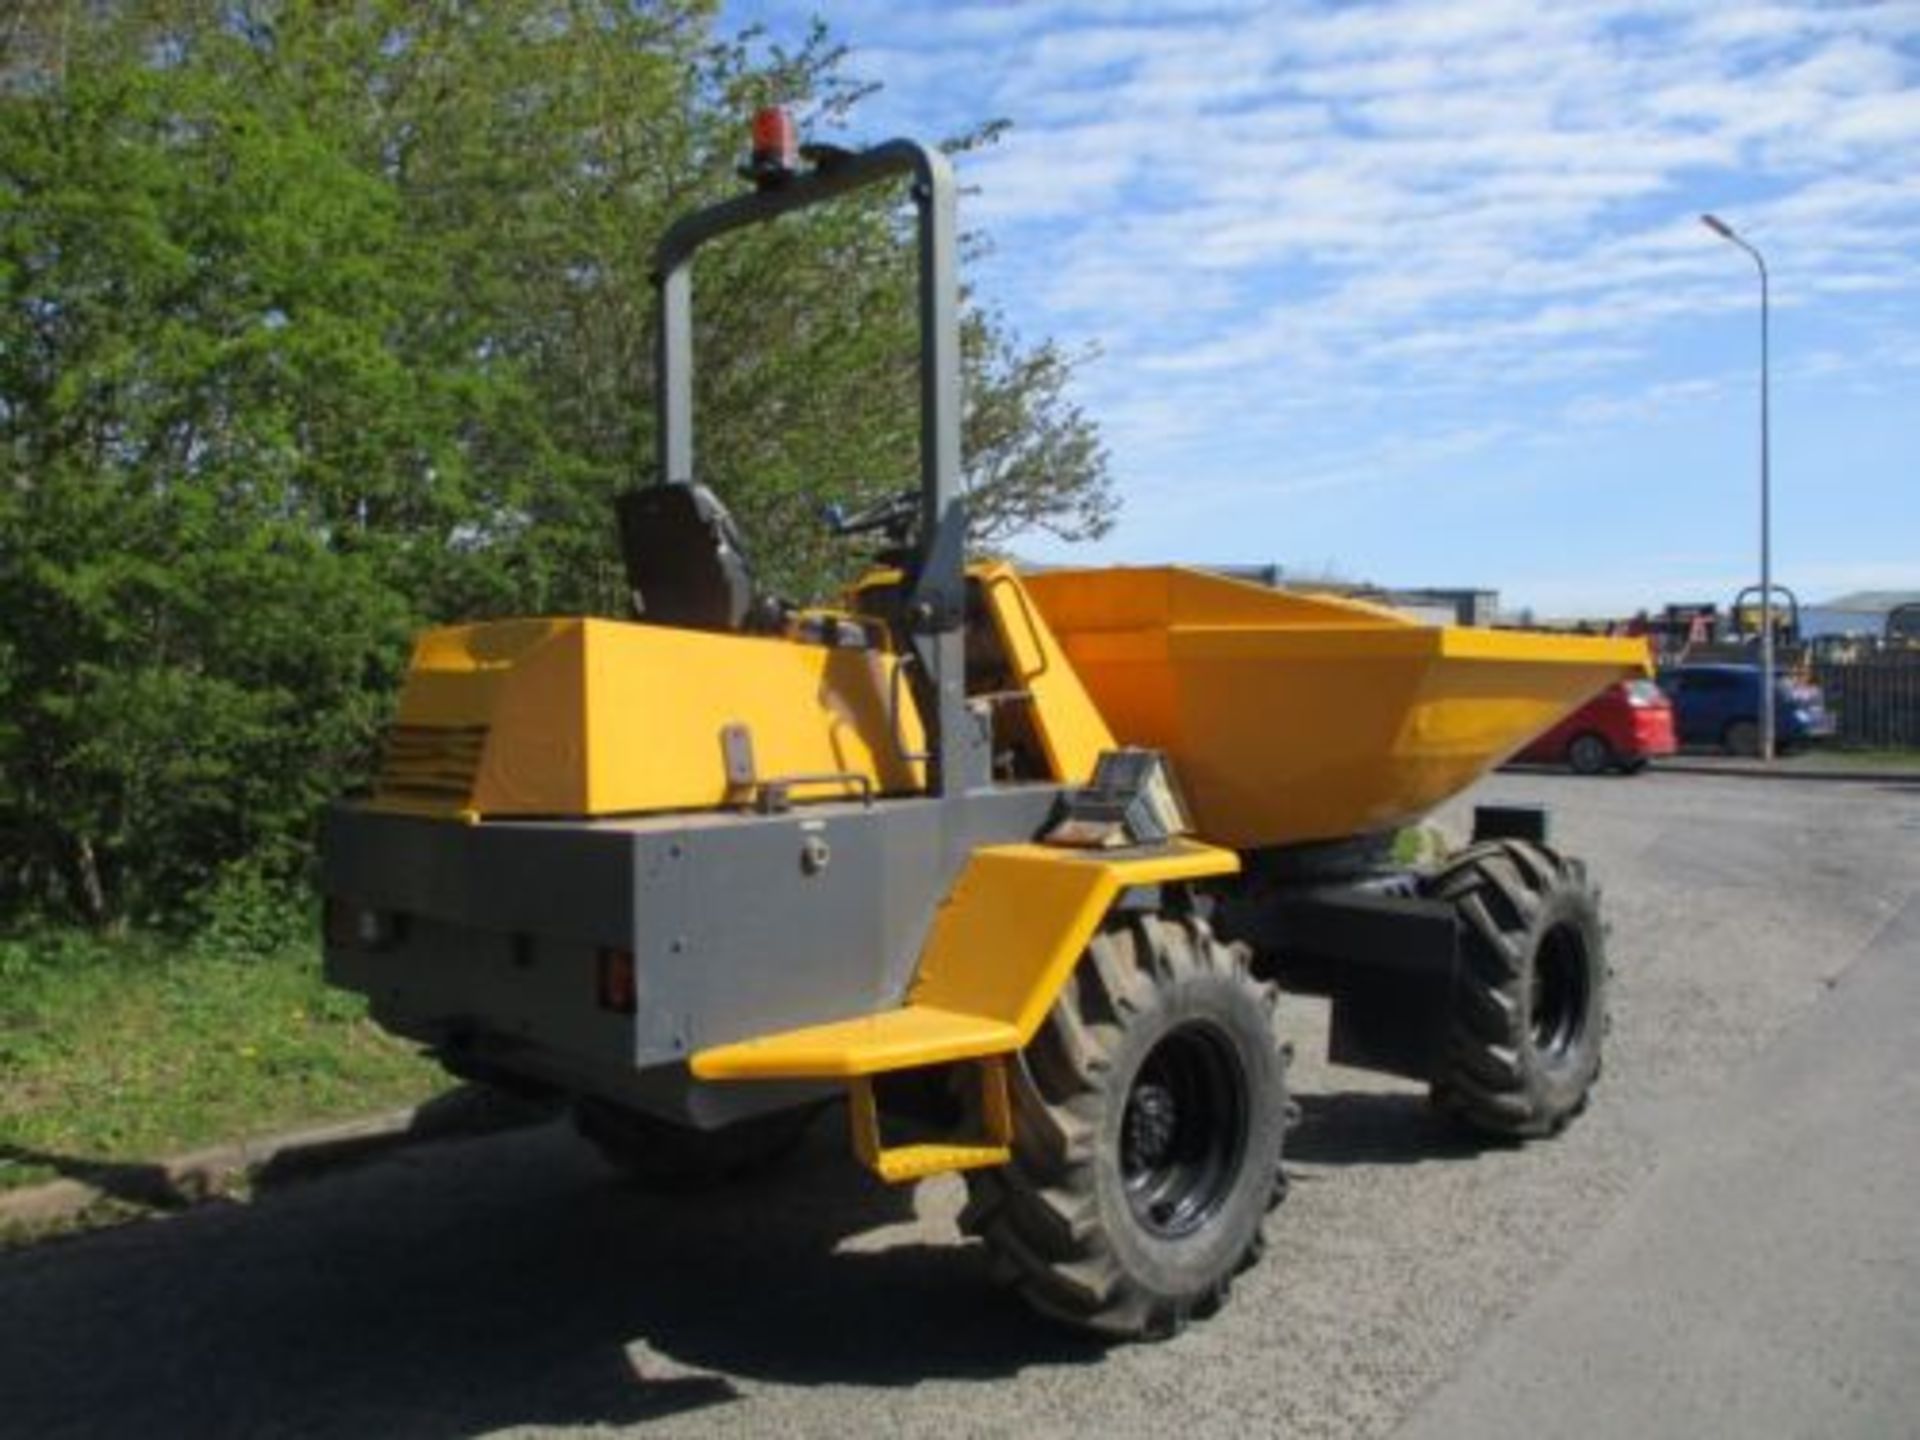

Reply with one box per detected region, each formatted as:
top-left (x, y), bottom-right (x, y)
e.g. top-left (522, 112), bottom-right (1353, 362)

top-left (1, 772), bottom-right (1914, 1439)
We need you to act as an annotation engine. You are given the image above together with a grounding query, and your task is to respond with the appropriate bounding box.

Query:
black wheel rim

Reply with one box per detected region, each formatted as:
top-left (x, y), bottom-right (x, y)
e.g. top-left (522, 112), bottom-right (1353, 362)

top-left (1530, 922), bottom-right (1590, 1066)
top-left (1120, 1023), bottom-right (1248, 1239)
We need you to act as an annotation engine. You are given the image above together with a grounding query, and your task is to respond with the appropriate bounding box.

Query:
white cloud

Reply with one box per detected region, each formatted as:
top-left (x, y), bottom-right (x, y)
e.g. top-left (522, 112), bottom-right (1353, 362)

top-left (730, 0), bottom-right (1919, 607)
top-left (929, 4), bottom-right (1915, 427)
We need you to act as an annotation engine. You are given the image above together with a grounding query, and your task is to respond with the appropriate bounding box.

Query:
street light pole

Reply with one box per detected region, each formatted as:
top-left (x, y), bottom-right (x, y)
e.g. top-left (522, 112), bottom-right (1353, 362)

top-left (1701, 213), bottom-right (1773, 762)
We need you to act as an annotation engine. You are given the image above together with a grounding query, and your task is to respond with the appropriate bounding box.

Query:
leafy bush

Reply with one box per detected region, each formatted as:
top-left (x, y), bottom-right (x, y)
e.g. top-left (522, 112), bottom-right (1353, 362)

top-left (189, 865), bottom-right (313, 965)
top-left (0, 3), bottom-right (1113, 928)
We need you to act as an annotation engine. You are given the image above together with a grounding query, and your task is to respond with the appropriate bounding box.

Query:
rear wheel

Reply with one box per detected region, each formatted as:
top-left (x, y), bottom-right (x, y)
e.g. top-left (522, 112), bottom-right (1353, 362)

top-left (960, 912), bottom-right (1288, 1339)
top-left (1425, 840), bottom-right (1607, 1138)
top-left (1566, 732), bottom-right (1613, 775)
top-left (572, 1098), bottom-right (820, 1192)
top-left (1723, 718), bottom-right (1760, 756)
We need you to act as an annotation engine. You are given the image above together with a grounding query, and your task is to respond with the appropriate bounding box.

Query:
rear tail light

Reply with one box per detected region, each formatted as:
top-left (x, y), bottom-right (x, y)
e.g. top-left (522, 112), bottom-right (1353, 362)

top-left (1625, 680), bottom-right (1664, 708)
top-left (597, 948), bottom-right (637, 1014)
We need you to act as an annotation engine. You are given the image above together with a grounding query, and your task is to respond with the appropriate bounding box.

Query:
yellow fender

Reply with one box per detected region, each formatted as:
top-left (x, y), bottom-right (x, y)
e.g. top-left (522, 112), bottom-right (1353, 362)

top-left (691, 837), bottom-right (1240, 1182)
top-left (691, 838), bottom-right (1240, 1082)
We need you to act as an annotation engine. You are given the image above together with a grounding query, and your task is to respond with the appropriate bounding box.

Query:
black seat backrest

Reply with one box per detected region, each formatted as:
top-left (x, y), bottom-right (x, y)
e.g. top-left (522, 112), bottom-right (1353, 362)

top-left (613, 483), bottom-right (755, 632)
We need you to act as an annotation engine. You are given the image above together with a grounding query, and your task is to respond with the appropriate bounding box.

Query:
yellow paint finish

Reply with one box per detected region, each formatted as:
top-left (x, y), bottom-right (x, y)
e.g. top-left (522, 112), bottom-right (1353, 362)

top-left (689, 839), bottom-right (1239, 1081)
top-left (1024, 565), bottom-right (1406, 635)
top-left (374, 618), bottom-right (925, 815)
top-left (690, 1006), bottom-right (1020, 1080)
top-left (396, 619), bottom-right (574, 725)
top-left (849, 1057), bottom-right (1013, 1182)
top-left (974, 563), bottom-right (1115, 783)
top-left (1023, 566), bottom-right (1650, 850)
top-left (911, 840), bottom-right (1238, 1037)
top-left (841, 562), bottom-right (1115, 784)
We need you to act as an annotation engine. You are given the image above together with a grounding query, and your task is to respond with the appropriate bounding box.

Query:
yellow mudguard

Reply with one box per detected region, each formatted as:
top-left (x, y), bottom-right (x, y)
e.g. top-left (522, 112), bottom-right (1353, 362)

top-left (691, 838), bottom-right (1239, 1082)
top-left (690, 837), bottom-right (1239, 1182)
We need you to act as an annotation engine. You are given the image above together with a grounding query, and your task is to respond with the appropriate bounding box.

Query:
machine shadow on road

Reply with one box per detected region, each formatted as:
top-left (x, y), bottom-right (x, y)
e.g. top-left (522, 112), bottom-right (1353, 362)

top-left (0, 1118), bottom-right (1099, 1438)
top-left (1285, 1088), bottom-right (1490, 1168)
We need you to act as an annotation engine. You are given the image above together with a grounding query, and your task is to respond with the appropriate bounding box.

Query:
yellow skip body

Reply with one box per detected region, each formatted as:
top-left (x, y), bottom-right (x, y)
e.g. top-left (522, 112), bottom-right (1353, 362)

top-left (1024, 566), bottom-right (1649, 847)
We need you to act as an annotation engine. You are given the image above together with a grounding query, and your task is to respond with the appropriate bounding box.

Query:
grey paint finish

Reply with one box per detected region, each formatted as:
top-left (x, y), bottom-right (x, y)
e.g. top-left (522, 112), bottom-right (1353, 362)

top-left (320, 806), bottom-right (636, 948)
top-left (629, 810), bottom-right (910, 1065)
top-left (322, 788), bottom-right (1060, 1111)
top-left (335, 919), bottom-right (629, 1068)
top-left (626, 788), bottom-right (1057, 1066)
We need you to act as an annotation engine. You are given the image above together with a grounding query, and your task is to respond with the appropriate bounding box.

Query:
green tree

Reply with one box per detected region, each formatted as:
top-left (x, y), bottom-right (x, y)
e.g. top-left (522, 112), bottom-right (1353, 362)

top-left (1, 1), bottom-right (1116, 927)
top-left (1, 21), bottom-right (501, 920)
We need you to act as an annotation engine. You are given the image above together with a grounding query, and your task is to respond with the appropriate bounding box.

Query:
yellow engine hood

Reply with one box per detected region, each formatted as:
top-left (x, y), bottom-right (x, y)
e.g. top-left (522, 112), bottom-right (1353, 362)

top-left (372, 617), bottom-right (923, 817)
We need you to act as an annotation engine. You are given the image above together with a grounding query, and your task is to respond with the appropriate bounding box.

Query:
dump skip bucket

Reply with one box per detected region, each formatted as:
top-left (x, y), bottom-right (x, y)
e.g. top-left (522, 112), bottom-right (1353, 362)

top-left (1023, 567), bottom-right (1648, 850)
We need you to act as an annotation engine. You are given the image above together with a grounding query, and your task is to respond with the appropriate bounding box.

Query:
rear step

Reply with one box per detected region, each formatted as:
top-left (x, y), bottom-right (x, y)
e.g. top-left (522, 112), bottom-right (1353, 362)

top-left (692, 1005), bottom-right (1018, 1181)
top-left (849, 1057), bottom-right (1013, 1182)
top-left (690, 839), bottom-right (1240, 1182)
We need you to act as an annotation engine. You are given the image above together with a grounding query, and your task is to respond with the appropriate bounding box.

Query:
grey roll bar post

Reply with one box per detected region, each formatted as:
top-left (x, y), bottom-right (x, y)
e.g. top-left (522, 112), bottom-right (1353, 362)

top-left (650, 138), bottom-right (976, 798)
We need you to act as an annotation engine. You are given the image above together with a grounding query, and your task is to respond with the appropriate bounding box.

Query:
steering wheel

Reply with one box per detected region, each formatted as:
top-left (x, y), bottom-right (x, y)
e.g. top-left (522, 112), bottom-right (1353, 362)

top-left (822, 488), bottom-right (919, 546)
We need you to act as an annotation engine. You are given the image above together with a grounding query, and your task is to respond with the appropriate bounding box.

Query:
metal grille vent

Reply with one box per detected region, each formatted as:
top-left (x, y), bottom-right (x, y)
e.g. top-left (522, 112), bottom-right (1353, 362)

top-left (374, 725), bottom-right (488, 803)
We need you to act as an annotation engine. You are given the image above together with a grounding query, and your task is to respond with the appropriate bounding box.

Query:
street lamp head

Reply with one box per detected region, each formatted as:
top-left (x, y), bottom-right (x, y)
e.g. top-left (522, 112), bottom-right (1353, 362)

top-left (1700, 212), bottom-right (1736, 239)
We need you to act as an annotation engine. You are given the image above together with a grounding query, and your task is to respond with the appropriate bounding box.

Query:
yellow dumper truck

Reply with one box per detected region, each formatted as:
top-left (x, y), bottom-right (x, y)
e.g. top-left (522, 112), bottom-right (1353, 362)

top-left (322, 112), bottom-right (1645, 1338)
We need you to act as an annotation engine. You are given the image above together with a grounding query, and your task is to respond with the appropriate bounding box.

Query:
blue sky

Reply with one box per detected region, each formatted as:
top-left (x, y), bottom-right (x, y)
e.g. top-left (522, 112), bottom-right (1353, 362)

top-left (723, 1), bottom-right (1919, 615)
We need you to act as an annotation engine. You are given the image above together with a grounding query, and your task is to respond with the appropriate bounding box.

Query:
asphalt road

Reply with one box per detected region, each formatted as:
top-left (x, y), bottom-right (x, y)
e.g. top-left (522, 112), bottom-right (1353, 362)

top-left (1403, 885), bottom-right (1920, 1439)
top-left (2, 772), bottom-right (1915, 1440)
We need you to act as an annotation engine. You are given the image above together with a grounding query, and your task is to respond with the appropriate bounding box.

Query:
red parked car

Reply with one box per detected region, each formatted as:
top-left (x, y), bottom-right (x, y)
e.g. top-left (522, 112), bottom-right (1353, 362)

top-left (1512, 678), bottom-right (1677, 774)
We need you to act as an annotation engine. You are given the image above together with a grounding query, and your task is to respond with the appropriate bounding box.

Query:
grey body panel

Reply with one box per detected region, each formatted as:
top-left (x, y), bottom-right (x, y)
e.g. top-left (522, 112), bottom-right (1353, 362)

top-left (322, 787), bottom-right (1060, 1124)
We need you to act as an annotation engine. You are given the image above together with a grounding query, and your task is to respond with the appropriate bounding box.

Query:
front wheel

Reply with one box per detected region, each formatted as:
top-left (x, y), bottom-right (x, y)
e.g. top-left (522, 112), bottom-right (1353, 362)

top-left (1425, 840), bottom-right (1608, 1139)
top-left (960, 913), bottom-right (1288, 1339)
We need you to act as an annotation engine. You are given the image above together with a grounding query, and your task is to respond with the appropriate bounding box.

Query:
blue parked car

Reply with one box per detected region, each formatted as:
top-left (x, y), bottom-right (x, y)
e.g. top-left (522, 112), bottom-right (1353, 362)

top-left (1656, 663), bottom-right (1836, 755)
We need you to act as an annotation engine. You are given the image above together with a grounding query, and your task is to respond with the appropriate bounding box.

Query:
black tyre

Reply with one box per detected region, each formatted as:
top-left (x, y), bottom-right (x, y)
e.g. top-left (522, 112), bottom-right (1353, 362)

top-left (572, 1098), bottom-right (820, 1192)
top-left (1566, 731), bottom-right (1613, 776)
top-left (960, 913), bottom-right (1288, 1339)
top-left (1723, 718), bottom-right (1760, 756)
top-left (1425, 840), bottom-right (1607, 1139)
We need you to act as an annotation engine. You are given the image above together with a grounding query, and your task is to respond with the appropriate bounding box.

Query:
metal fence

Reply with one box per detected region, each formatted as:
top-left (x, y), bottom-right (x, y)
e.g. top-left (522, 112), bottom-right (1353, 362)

top-left (1811, 654), bottom-right (1920, 748)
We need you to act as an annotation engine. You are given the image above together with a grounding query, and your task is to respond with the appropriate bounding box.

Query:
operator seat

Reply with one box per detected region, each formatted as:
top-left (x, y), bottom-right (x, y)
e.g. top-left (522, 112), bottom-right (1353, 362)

top-left (614, 482), bottom-right (757, 632)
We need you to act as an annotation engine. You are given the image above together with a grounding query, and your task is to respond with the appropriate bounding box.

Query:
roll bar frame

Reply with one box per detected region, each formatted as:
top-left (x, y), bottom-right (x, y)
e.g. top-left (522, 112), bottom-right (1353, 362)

top-left (650, 139), bottom-right (978, 796)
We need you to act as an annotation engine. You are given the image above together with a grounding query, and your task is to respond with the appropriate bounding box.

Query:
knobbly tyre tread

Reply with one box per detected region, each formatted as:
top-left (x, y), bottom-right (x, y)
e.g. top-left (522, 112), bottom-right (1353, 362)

top-left (959, 912), bottom-right (1288, 1339)
top-left (1425, 839), bottom-right (1609, 1138)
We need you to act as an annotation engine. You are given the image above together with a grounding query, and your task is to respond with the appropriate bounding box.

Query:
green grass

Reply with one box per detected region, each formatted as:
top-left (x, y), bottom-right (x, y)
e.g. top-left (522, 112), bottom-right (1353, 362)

top-left (0, 927), bottom-right (444, 1194)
